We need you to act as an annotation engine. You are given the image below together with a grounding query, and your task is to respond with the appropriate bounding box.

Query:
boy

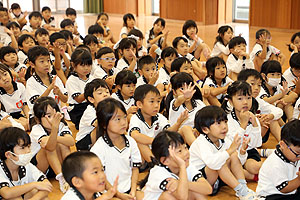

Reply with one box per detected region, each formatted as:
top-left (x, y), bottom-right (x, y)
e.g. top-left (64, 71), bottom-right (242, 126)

top-left (41, 6), bottom-right (59, 32)
top-left (0, 127), bottom-right (52, 199)
top-left (65, 8), bottom-right (79, 34)
top-left (76, 79), bottom-right (110, 151)
top-left (257, 119), bottom-right (300, 199)
top-left (17, 34), bottom-right (35, 66)
top-left (283, 53), bottom-right (300, 88)
top-left (250, 29), bottom-right (286, 71)
top-left (227, 36), bottom-right (254, 80)
top-left (0, 7), bottom-right (10, 26)
top-left (136, 55), bottom-right (159, 86)
top-left (22, 11), bottom-right (42, 36)
top-left (6, 21), bottom-right (21, 41)
top-left (35, 28), bottom-right (49, 48)
top-left (60, 18), bottom-right (81, 46)
top-left (61, 151), bottom-right (118, 200)
top-left (189, 106), bottom-right (256, 199)
top-left (88, 24), bottom-right (104, 46)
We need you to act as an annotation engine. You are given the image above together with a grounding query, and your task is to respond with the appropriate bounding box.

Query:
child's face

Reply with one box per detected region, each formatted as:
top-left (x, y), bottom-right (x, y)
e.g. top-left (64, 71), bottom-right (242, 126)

top-left (137, 38), bottom-right (143, 50)
top-left (42, 10), bottom-right (51, 20)
top-left (214, 64), bottom-right (226, 80)
top-left (67, 14), bottom-right (76, 22)
top-left (203, 120), bottom-right (228, 141)
top-left (10, 26), bottom-right (21, 38)
top-left (75, 64), bottom-right (92, 78)
top-left (12, 8), bottom-right (21, 16)
top-left (120, 83), bottom-right (136, 99)
top-left (122, 46), bottom-right (136, 61)
top-left (41, 105), bottom-right (57, 131)
top-left (280, 142), bottom-right (300, 162)
top-left (64, 25), bottom-right (74, 34)
top-left (265, 34), bottom-right (271, 45)
top-left (98, 52), bottom-right (116, 70)
top-left (126, 18), bottom-right (135, 28)
top-left (176, 39), bottom-right (189, 56)
top-left (293, 36), bottom-right (300, 51)
top-left (3, 52), bottom-right (18, 66)
top-left (29, 16), bottom-right (42, 29)
top-left (163, 54), bottom-right (177, 70)
top-left (36, 34), bottom-right (49, 46)
top-left (0, 11), bottom-right (9, 25)
top-left (32, 55), bottom-right (51, 75)
top-left (266, 72), bottom-right (281, 79)
top-left (137, 92), bottom-right (161, 117)
top-left (55, 38), bottom-right (67, 52)
top-left (8, 142), bottom-right (31, 162)
top-left (93, 33), bottom-right (103, 43)
top-left (21, 37), bottom-right (35, 53)
top-left (87, 42), bottom-right (98, 54)
top-left (174, 84), bottom-right (192, 102)
top-left (230, 92), bottom-right (252, 113)
top-left (186, 26), bottom-right (197, 37)
top-left (0, 70), bottom-right (12, 89)
top-left (166, 144), bottom-right (190, 168)
top-left (139, 63), bottom-right (157, 82)
top-left (222, 28), bottom-right (233, 43)
top-left (98, 15), bottom-right (108, 26)
top-left (292, 68), bottom-right (300, 78)
top-left (179, 62), bottom-right (193, 76)
top-left (233, 43), bottom-right (246, 54)
top-left (90, 87), bottom-right (110, 106)
top-left (245, 76), bottom-right (262, 98)
top-left (107, 108), bottom-right (128, 135)
top-left (153, 21), bottom-right (164, 34)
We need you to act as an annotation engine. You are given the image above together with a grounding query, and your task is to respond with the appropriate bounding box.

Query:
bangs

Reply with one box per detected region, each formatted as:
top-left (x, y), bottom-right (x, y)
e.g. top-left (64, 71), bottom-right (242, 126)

top-left (17, 134), bottom-right (31, 147)
top-left (237, 87), bottom-right (252, 97)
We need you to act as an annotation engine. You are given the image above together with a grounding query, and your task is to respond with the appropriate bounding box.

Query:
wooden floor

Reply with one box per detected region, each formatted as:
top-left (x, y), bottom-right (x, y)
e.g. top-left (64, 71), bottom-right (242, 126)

top-left (48, 13), bottom-right (290, 199)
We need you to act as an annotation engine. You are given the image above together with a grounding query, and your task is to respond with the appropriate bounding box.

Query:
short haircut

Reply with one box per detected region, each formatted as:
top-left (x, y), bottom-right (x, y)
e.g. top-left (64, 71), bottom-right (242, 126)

top-left (17, 34), bottom-right (35, 47)
top-left (255, 29), bottom-right (271, 40)
top-left (118, 38), bottom-right (137, 50)
top-left (0, 46), bottom-right (16, 60)
top-left (0, 127), bottom-right (31, 160)
top-left (115, 70), bottom-right (137, 87)
top-left (123, 13), bottom-right (135, 27)
top-left (49, 32), bottom-right (65, 45)
top-left (128, 29), bottom-right (144, 39)
top-left (182, 20), bottom-right (198, 38)
top-left (161, 47), bottom-right (178, 60)
top-left (11, 3), bottom-right (20, 10)
top-left (153, 18), bottom-right (165, 27)
top-left (88, 24), bottom-right (104, 35)
top-left (62, 151), bottom-right (99, 187)
top-left (35, 28), bottom-right (49, 37)
top-left (194, 106), bottom-right (227, 135)
top-left (281, 119), bottom-right (300, 147)
top-left (237, 69), bottom-right (263, 82)
top-left (84, 78), bottom-right (110, 103)
top-left (41, 6), bottom-right (51, 12)
top-left (171, 57), bottom-right (191, 72)
top-left (83, 34), bottom-right (98, 46)
top-left (6, 21), bottom-right (20, 29)
top-left (0, 7), bottom-right (8, 13)
top-left (172, 36), bottom-right (188, 49)
top-left (60, 19), bottom-right (74, 29)
top-left (290, 53), bottom-right (300, 70)
top-left (170, 72), bottom-right (194, 91)
top-left (60, 30), bottom-right (73, 40)
top-left (29, 11), bottom-right (42, 20)
top-left (138, 55), bottom-right (155, 70)
top-left (206, 56), bottom-right (226, 77)
top-left (260, 60), bottom-right (282, 74)
top-left (96, 47), bottom-right (114, 59)
top-left (28, 46), bottom-right (49, 64)
top-left (228, 36), bottom-right (247, 49)
top-left (71, 49), bottom-right (92, 67)
top-left (134, 84), bottom-right (160, 102)
top-left (66, 7), bottom-right (76, 16)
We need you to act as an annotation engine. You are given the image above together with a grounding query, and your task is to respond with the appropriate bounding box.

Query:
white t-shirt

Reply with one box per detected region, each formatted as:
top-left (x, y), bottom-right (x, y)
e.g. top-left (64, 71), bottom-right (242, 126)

top-left (202, 76), bottom-right (233, 100)
top-left (283, 67), bottom-right (297, 88)
top-left (41, 17), bottom-right (56, 27)
top-left (226, 53), bottom-right (254, 74)
top-left (93, 65), bottom-right (119, 80)
top-left (182, 35), bottom-right (203, 52)
top-left (256, 96), bottom-right (283, 121)
top-left (21, 24), bottom-right (34, 33)
top-left (293, 98), bottom-right (300, 119)
top-left (145, 29), bottom-right (164, 49)
top-left (0, 110), bottom-right (24, 130)
top-left (259, 85), bottom-right (282, 100)
top-left (111, 91), bottom-right (135, 111)
top-left (138, 46), bottom-right (147, 57)
top-left (17, 50), bottom-right (29, 65)
top-left (157, 66), bottom-right (171, 86)
top-left (250, 44), bottom-right (281, 62)
top-left (119, 26), bottom-right (138, 39)
top-left (136, 75), bottom-right (160, 87)
top-left (49, 52), bottom-right (71, 72)
top-left (211, 42), bottom-right (230, 57)
top-left (116, 57), bottom-right (137, 72)
top-left (76, 104), bottom-right (96, 142)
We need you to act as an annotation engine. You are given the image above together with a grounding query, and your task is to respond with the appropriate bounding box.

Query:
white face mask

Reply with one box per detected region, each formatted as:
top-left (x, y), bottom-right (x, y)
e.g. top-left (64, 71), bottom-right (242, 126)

top-left (267, 78), bottom-right (281, 87)
top-left (9, 151), bottom-right (33, 166)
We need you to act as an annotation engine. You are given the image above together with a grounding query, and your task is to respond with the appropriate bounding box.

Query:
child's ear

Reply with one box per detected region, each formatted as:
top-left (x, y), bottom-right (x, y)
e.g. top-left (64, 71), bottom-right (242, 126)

top-left (160, 156), bottom-right (169, 166)
top-left (261, 73), bottom-right (267, 81)
top-left (172, 89), bottom-right (177, 97)
top-left (87, 96), bottom-right (95, 104)
top-left (136, 100), bottom-right (143, 109)
top-left (229, 48), bottom-right (234, 54)
top-left (138, 69), bottom-right (143, 76)
top-left (201, 127), bottom-right (210, 135)
top-left (71, 177), bottom-right (83, 188)
top-left (29, 61), bottom-right (35, 68)
top-left (116, 85), bottom-right (121, 91)
top-left (4, 151), bottom-right (13, 160)
top-left (279, 140), bottom-right (286, 149)
top-left (160, 59), bottom-right (165, 65)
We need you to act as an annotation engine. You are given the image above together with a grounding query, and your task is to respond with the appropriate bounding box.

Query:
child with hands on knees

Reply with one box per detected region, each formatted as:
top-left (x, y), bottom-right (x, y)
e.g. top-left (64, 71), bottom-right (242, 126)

top-left (210, 25), bottom-right (233, 61)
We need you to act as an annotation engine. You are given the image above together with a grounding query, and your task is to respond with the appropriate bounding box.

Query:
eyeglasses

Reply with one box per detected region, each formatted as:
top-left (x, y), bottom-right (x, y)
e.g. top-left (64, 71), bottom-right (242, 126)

top-left (285, 142), bottom-right (300, 157)
top-left (100, 58), bottom-right (116, 62)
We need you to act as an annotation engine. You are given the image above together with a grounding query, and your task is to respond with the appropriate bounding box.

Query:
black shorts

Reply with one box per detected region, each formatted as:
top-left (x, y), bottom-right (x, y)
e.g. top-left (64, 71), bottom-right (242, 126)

top-left (68, 102), bottom-right (88, 130)
top-left (247, 148), bottom-right (261, 162)
top-left (200, 166), bottom-right (225, 196)
top-left (10, 111), bottom-right (24, 119)
top-left (262, 128), bottom-right (271, 143)
top-left (30, 153), bottom-right (56, 178)
top-left (76, 133), bottom-right (92, 151)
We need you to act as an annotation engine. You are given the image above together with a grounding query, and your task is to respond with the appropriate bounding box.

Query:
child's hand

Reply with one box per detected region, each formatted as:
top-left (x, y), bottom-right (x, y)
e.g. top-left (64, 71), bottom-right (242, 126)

top-left (280, 81), bottom-right (290, 96)
top-left (166, 178), bottom-right (178, 193)
top-left (23, 11), bottom-right (28, 18)
top-left (292, 77), bottom-right (300, 95)
top-left (38, 136), bottom-right (49, 148)
top-left (17, 68), bottom-right (26, 80)
top-left (168, 145), bottom-right (185, 168)
top-left (248, 112), bottom-right (258, 127)
top-left (201, 86), bottom-right (211, 98)
top-left (127, 106), bottom-right (138, 115)
top-left (240, 137), bottom-right (250, 155)
top-left (176, 109), bottom-right (188, 125)
top-left (34, 181), bottom-right (53, 192)
top-left (229, 134), bottom-right (241, 152)
top-left (163, 30), bottom-right (169, 38)
top-left (239, 110), bottom-right (250, 125)
top-left (102, 176), bottom-right (118, 200)
top-left (49, 76), bottom-right (57, 90)
top-left (45, 111), bottom-right (63, 130)
top-left (256, 114), bottom-right (270, 129)
top-left (149, 70), bottom-right (159, 85)
top-left (258, 33), bottom-right (267, 45)
top-left (4, 27), bottom-right (13, 36)
top-left (105, 76), bottom-right (115, 89)
top-left (180, 82), bottom-right (196, 100)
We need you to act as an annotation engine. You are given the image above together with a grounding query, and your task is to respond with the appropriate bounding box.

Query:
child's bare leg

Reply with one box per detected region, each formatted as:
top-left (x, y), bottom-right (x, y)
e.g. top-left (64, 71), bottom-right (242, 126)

top-left (188, 191), bottom-right (207, 200)
top-left (270, 120), bottom-right (281, 141)
top-left (207, 96), bottom-right (221, 107)
top-left (36, 149), bottom-right (50, 173)
top-left (217, 163), bottom-right (239, 189)
top-left (158, 191), bottom-right (177, 200)
top-left (193, 45), bottom-right (204, 60)
top-left (244, 159), bottom-right (262, 175)
top-left (45, 149), bottom-right (62, 175)
top-left (253, 56), bottom-right (264, 72)
top-left (204, 167), bottom-right (219, 186)
top-left (229, 152), bottom-right (245, 180)
top-left (243, 169), bottom-right (255, 180)
top-left (15, 117), bottom-right (29, 131)
top-left (57, 143), bottom-right (71, 161)
top-left (149, 44), bottom-right (159, 59)
top-left (135, 191), bottom-right (144, 200)
top-left (23, 189), bottom-right (38, 200)
top-left (178, 126), bottom-right (196, 146)
top-left (137, 143), bottom-right (153, 163)
top-left (283, 104), bottom-right (294, 121)
top-left (219, 53), bottom-right (228, 62)
top-left (4, 197), bottom-right (23, 200)
top-left (261, 126), bottom-right (268, 138)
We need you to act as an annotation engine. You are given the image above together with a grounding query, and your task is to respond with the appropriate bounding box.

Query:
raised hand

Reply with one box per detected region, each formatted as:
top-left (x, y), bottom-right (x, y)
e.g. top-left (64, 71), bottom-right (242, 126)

top-left (280, 80), bottom-right (290, 96)
top-left (45, 111), bottom-right (63, 130)
top-left (176, 109), bottom-right (188, 125)
top-left (230, 134), bottom-right (242, 152)
top-left (180, 82), bottom-right (196, 100)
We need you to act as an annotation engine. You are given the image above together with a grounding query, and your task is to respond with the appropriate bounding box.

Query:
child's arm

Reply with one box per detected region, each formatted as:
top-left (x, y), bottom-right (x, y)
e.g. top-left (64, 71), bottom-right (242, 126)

top-left (188, 178), bottom-right (212, 195)
top-left (74, 94), bottom-right (86, 103)
top-left (130, 167), bottom-right (139, 198)
top-left (263, 82), bottom-right (289, 104)
top-left (280, 175), bottom-right (300, 193)
top-left (161, 31), bottom-right (169, 49)
top-left (167, 110), bottom-right (188, 132)
top-left (21, 104), bottom-right (30, 118)
top-left (5, 28), bottom-right (18, 50)
top-left (57, 134), bottom-right (75, 147)
top-left (191, 60), bottom-right (206, 80)
top-left (173, 83), bottom-right (196, 108)
top-left (128, 50), bottom-right (137, 72)
top-left (148, 33), bottom-right (164, 45)
top-left (97, 176), bottom-right (118, 200)
top-left (130, 130), bottom-right (153, 145)
top-left (42, 112), bottom-right (63, 151)
top-left (53, 85), bottom-right (68, 103)
top-left (256, 35), bottom-right (267, 60)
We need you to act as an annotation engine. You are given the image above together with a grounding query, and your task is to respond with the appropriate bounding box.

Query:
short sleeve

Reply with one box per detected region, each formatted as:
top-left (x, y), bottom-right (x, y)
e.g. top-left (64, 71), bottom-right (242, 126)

top-left (27, 163), bottom-right (47, 182)
top-left (128, 136), bottom-right (142, 167)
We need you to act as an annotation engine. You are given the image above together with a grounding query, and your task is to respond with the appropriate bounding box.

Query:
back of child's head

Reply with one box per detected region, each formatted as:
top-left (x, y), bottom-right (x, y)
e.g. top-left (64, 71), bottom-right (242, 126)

top-left (0, 127), bottom-right (31, 160)
top-left (62, 151), bottom-right (99, 187)
top-left (83, 34), bottom-right (98, 46)
top-left (255, 29), bottom-right (271, 40)
top-left (138, 55), bottom-right (155, 70)
top-left (115, 70), bottom-right (137, 87)
top-left (84, 78), bottom-right (110, 104)
top-left (96, 47), bottom-right (114, 59)
top-left (194, 106), bottom-right (227, 135)
top-left (289, 53), bottom-right (300, 70)
top-left (206, 56), bottom-right (226, 77)
top-left (66, 7), bottom-right (76, 16)
top-left (161, 46), bottom-right (178, 60)
top-left (76, 45), bottom-right (91, 53)
top-left (171, 57), bottom-right (191, 72)
top-left (41, 6), bottom-right (51, 12)
top-left (29, 11), bottom-right (42, 20)
top-left (260, 60), bottom-right (282, 75)
top-left (60, 30), bottom-right (73, 40)
top-left (0, 46), bottom-right (16, 60)
top-left (71, 48), bottom-right (92, 67)
top-left (128, 28), bottom-right (144, 39)
top-left (17, 34), bottom-right (35, 48)
top-left (281, 119), bottom-right (300, 147)
top-left (123, 13), bottom-right (135, 27)
top-left (289, 32), bottom-right (300, 52)
top-left (10, 3), bottom-right (20, 10)
top-left (237, 69), bottom-right (263, 82)
top-left (88, 24), bottom-right (104, 35)
top-left (182, 20), bottom-right (198, 38)
top-left (134, 84), bottom-right (160, 103)
top-left (6, 21), bottom-right (20, 30)
top-left (33, 96), bottom-right (60, 122)
top-left (172, 36), bottom-right (188, 49)
top-left (228, 36), bottom-right (247, 50)
top-left (28, 45), bottom-right (49, 64)
top-left (60, 19), bottom-right (74, 29)
top-left (215, 25), bottom-right (233, 45)
top-left (170, 72), bottom-right (193, 91)
top-left (35, 27), bottom-right (49, 38)
top-left (97, 12), bottom-right (108, 21)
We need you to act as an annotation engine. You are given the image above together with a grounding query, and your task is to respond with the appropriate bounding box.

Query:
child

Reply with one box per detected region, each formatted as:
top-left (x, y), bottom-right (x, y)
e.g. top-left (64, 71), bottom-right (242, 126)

top-left (288, 32), bottom-right (300, 55)
top-left (88, 24), bottom-right (104, 46)
top-left (112, 70), bottom-right (137, 114)
top-left (60, 18), bottom-right (74, 34)
top-left (210, 25), bottom-right (233, 61)
top-left (227, 36), bottom-right (254, 80)
top-left (120, 13), bottom-right (137, 39)
top-left (66, 48), bottom-right (94, 130)
top-left (250, 29), bottom-right (286, 71)
top-left (17, 34), bottom-right (36, 66)
top-left (25, 46), bottom-right (67, 113)
top-left (115, 37), bottom-right (138, 73)
top-left (128, 29), bottom-right (147, 57)
top-left (146, 18), bottom-right (168, 54)
top-left (158, 46), bottom-right (178, 86)
top-left (142, 130), bottom-right (212, 200)
top-left (136, 55), bottom-right (160, 87)
top-left (84, 34), bottom-right (98, 61)
top-left (96, 12), bottom-right (116, 44)
top-left (60, 29), bottom-right (75, 56)
top-left (30, 96), bottom-right (74, 193)
top-left (283, 53), bottom-right (300, 88)
top-left (76, 79), bottom-right (110, 151)
top-left (22, 11), bottom-right (42, 36)
top-left (0, 101), bottom-right (24, 130)
top-left (6, 21), bottom-right (21, 41)
top-left (91, 98), bottom-right (142, 199)
top-left (182, 19), bottom-right (211, 60)
top-left (65, 7), bottom-right (79, 36)
top-left (61, 151), bottom-right (118, 200)
top-left (189, 106), bottom-right (256, 199)
top-left (9, 3), bottom-right (27, 27)
top-left (35, 28), bottom-right (49, 48)
top-left (0, 127), bottom-right (52, 199)
top-left (41, 6), bottom-right (59, 32)
top-left (256, 119), bottom-right (300, 199)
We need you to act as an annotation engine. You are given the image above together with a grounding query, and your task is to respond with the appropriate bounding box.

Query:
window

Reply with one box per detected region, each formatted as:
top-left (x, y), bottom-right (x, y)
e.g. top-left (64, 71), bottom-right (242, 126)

top-left (233, 0), bottom-right (250, 21)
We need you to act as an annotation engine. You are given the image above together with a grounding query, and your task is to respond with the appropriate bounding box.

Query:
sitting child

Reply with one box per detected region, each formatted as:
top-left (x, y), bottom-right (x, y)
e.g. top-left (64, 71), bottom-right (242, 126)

top-left (21, 11), bottom-right (42, 36)
top-left (17, 34), bottom-right (35, 66)
top-left (210, 25), bottom-right (233, 61)
top-left (283, 53), bottom-right (300, 88)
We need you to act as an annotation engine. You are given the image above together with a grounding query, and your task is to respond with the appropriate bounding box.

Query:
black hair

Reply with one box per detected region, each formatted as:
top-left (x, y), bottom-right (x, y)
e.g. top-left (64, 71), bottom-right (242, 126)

top-left (28, 46), bottom-right (49, 64)
top-left (171, 57), bottom-right (191, 72)
top-left (215, 25), bottom-right (233, 45)
top-left (88, 24), bottom-right (104, 35)
top-left (28, 11), bottom-right (42, 20)
top-left (128, 29), bottom-right (144, 39)
top-left (172, 36), bottom-right (188, 49)
top-left (0, 46), bottom-right (16, 61)
top-left (75, 45), bottom-right (90, 52)
top-left (71, 48), bottom-right (92, 67)
top-left (260, 60), bottom-right (282, 75)
top-left (255, 29), bottom-right (271, 40)
top-left (134, 84), bottom-right (160, 103)
top-left (0, 7), bottom-right (8, 13)
top-left (62, 151), bottom-right (99, 187)
top-left (228, 36), bottom-right (247, 49)
top-left (123, 13), bottom-right (135, 27)
top-left (0, 127), bottom-right (31, 160)
top-left (96, 98), bottom-right (127, 140)
top-left (35, 28), bottom-right (49, 38)
top-left (289, 32), bottom-right (300, 52)
top-left (281, 119), bottom-right (300, 147)
top-left (206, 56), bottom-right (226, 77)
top-left (84, 78), bottom-right (110, 104)
top-left (170, 72), bottom-right (194, 91)
top-left (138, 55), bottom-right (155, 70)
top-left (161, 47), bottom-right (178, 60)
top-left (6, 21), bottom-right (20, 29)
top-left (17, 34), bottom-right (35, 48)
top-left (96, 47), bottom-right (114, 59)
top-left (119, 37), bottom-right (137, 50)
top-left (11, 3), bottom-right (20, 10)
top-left (147, 18), bottom-right (165, 48)
top-left (60, 19), bottom-right (74, 29)
top-left (97, 12), bottom-right (109, 21)
top-left (66, 8), bottom-right (76, 16)
top-left (60, 30), bottom-right (73, 40)
top-left (237, 69), bottom-right (263, 82)
top-left (83, 34), bottom-right (98, 46)
top-left (290, 53), bottom-right (300, 70)
top-left (154, 17), bottom-right (165, 27)
top-left (115, 70), bottom-right (137, 87)
top-left (49, 32), bottom-right (66, 45)
top-left (0, 64), bottom-right (16, 94)
top-left (41, 6), bottom-right (51, 12)
top-left (182, 20), bottom-right (198, 39)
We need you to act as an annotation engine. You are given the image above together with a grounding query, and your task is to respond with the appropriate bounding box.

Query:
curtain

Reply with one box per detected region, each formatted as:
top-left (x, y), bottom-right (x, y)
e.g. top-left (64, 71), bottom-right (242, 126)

top-left (83, 0), bottom-right (103, 13)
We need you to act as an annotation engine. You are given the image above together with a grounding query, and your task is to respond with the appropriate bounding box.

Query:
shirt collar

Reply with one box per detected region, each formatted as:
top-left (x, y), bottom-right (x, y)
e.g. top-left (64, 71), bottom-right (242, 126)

top-left (0, 160), bottom-right (26, 184)
top-left (136, 109), bottom-right (158, 126)
top-left (231, 109), bottom-right (252, 126)
top-left (33, 73), bottom-right (52, 87)
top-left (102, 133), bottom-right (130, 148)
top-left (71, 187), bottom-right (100, 200)
top-left (275, 144), bottom-right (298, 166)
top-left (203, 134), bottom-right (225, 150)
top-left (162, 65), bottom-right (170, 75)
top-left (142, 76), bottom-right (148, 84)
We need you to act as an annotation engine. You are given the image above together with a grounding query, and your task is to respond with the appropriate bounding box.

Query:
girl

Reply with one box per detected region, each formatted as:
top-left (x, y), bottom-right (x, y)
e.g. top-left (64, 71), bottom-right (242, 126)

top-left (30, 97), bottom-right (74, 193)
top-left (83, 34), bottom-right (99, 62)
top-left (115, 38), bottom-right (138, 73)
top-left (0, 64), bottom-right (28, 129)
top-left (66, 48), bottom-right (94, 130)
top-left (288, 32), bottom-right (300, 55)
top-left (210, 25), bottom-right (233, 61)
top-left (119, 13), bottom-right (138, 39)
top-left (142, 130), bottom-right (212, 200)
top-left (6, 21), bottom-right (21, 41)
top-left (222, 81), bottom-right (262, 182)
top-left (90, 98), bottom-right (142, 200)
top-left (96, 12), bottom-right (116, 44)
top-left (128, 29), bottom-right (147, 57)
top-left (146, 18), bottom-right (168, 52)
top-left (182, 19), bottom-right (211, 60)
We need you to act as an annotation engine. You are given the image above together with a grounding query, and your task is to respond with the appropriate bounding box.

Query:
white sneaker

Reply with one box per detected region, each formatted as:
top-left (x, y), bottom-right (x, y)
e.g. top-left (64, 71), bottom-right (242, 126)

top-left (56, 173), bottom-right (69, 193)
top-left (62, 106), bottom-right (71, 121)
top-left (237, 189), bottom-right (258, 200)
